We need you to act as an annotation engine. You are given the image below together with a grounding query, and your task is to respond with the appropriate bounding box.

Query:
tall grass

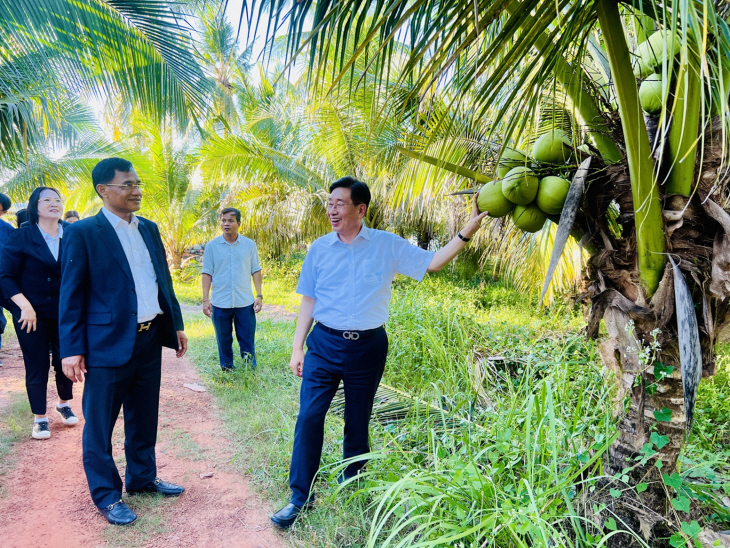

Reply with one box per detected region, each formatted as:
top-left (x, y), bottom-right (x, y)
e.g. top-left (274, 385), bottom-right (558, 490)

top-left (177, 266), bottom-right (730, 547)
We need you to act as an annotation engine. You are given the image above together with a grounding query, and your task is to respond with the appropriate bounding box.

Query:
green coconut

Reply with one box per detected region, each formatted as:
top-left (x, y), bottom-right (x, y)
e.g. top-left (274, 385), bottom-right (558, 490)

top-left (501, 166), bottom-right (539, 205)
top-left (633, 30), bottom-right (680, 78)
top-left (512, 203), bottom-right (547, 233)
top-left (476, 180), bottom-right (515, 218)
top-left (639, 74), bottom-right (664, 115)
top-left (496, 148), bottom-right (528, 178)
top-left (532, 129), bottom-right (572, 164)
top-left (536, 176), bottom-right (571, 215)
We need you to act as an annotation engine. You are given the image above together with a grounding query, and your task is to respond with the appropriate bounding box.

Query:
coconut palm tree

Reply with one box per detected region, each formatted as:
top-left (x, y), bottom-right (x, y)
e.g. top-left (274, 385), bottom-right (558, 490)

top-left (242, 0), bottom-right (730, 542)
top-left (0, 0), bottom-right (210, 167)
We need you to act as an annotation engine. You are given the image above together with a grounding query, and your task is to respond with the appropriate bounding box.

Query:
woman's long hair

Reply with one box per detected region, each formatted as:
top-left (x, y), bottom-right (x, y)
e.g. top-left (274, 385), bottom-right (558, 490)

top-left (27, 187), bottom-right (63, 226)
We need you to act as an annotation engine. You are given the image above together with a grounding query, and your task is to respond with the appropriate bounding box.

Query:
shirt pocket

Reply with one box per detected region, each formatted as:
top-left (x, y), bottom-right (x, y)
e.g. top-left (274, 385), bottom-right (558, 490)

top-left (361, 257), bottom-right (386, 285)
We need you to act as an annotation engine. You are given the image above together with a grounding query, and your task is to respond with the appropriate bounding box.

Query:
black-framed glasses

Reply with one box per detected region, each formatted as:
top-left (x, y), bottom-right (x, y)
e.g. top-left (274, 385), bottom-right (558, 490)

top-left (104, 182), bottom-right (144, 190)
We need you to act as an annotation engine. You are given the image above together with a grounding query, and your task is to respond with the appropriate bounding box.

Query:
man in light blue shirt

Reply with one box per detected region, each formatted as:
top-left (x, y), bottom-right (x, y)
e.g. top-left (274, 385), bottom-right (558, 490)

top-left (271, 176), bottom-right (488, 529)
top-left (202, 207), bottom-right (262, 370)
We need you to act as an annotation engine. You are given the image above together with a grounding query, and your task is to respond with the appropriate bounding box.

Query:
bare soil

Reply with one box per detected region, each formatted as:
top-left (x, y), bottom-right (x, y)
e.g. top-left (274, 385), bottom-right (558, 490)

top-left (0, 336), bottom-right (288, 548)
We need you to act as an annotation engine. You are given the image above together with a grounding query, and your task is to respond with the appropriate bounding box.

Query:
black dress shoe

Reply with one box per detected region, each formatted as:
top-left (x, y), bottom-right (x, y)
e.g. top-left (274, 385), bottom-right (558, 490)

top-left (271, 503), bottom-right (306, 529)
top-left (127, 477), bottom-right (185, 497)
top-left (99, 500), bottom-right (137, 525)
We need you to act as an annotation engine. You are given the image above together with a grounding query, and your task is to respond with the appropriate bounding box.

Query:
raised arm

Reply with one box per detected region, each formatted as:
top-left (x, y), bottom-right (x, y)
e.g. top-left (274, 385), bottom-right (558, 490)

top-left (427, 192), bottom-right (488, 272)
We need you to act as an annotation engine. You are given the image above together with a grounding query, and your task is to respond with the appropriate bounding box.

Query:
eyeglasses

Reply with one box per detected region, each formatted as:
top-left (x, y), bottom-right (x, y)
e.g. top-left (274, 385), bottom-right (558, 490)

top-left (104, 182), bottom-right (144, 190)
top-left (40, 198), bottom-right (63, 205)
top-left (326, 200), bottom-right (353, 211)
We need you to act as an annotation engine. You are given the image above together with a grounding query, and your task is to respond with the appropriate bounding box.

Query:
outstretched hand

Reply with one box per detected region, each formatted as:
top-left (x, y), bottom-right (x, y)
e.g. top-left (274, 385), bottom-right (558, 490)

top-left (462, 191), bottom-right (489, 238)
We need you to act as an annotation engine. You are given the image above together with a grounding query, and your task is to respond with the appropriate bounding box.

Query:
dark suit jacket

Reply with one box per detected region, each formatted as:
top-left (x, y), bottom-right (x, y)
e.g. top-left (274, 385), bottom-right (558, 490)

top-left (58, 210), bottom-right (184, 368)
top-left (0, 221), bottom-right (67, 319)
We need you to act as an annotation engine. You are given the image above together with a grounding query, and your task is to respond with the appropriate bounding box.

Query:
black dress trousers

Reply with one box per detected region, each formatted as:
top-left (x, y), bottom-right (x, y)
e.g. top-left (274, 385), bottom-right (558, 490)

top-left (15, 317), bottom-right (73, 414)
top-left (81, 320), bottom-right (163, 509)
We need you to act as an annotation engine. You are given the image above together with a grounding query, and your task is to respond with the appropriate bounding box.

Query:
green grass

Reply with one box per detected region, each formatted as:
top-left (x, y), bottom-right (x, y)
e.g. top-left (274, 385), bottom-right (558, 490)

top-left (177, 263), bottom-right (730, 546)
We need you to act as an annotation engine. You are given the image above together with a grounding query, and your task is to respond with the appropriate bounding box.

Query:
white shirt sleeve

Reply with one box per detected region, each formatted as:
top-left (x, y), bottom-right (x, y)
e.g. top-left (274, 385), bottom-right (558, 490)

top-left (296, 244), bottom-right (317, 298)
top-left (391, 234), bottom-right (434, 282)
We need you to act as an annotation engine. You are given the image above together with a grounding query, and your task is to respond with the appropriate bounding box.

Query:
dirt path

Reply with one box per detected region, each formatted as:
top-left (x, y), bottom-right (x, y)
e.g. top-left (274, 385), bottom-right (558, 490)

top-left (0, 337), bottom-right (288, 548)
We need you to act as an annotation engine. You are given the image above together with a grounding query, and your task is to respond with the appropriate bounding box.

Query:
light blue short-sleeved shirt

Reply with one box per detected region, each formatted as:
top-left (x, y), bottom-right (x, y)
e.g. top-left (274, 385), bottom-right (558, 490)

top-left (296, 225), bottom-right (434, 330)
top-left (202, 234), bottom-right (262, 309)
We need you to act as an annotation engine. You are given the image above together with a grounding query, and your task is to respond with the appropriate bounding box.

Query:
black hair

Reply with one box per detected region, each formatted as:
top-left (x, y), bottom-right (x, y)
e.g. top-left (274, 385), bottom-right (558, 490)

top-left (0, 193), bottom-right (10, 212)
top-left (220, 207), bottom-right (241, 223)
top-left (27, 187), bottom-right (62, 225)
top-left (92, 157), bottom-right (134, 196)
top-left (64, 210), bottom-right (80, 220)
top-left (329, 176), bottom-right (371, 209)
top-left (15, 209), bottom-right (27, 228)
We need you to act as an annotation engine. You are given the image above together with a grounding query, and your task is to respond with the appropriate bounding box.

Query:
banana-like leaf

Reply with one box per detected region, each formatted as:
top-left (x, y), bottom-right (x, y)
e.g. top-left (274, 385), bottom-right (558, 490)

top-left (538, 157), bottom-right (591, 307)
top-left (669, 256), bottom-right (703, 439)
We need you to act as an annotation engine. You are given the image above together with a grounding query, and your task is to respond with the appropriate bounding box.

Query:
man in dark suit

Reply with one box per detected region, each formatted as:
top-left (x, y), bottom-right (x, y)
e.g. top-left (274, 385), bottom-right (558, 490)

top-left (60, 157), bottom-right (188, 526)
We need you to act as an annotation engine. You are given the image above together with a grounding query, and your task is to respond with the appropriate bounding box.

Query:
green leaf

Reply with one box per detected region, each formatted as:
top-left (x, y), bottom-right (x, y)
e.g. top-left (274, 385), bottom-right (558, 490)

top-left (654, 408), bottom-right (673, 422)
top-left (656, 459), bottom-right (664, 470)
top-left (681, 521), bottom-right (701, 538)
top-left (610, 488), bottom-right (622, 498)
top-left (605, 518), bottom-right (618, 531)
top-left (670, 532), bottom-right (686, 547)
top-left (654, 362), bottom-right (674, 380)
top-left (663, 473), bottom-right (683, 490)
top-left (636, 482), bottom-right (648, 493)
top-left (671, 496), bottom-right (691, 513)
top-left (651, 432), bottom-right (670, 449)
top-left (646, 383), bottom-right (658, 395)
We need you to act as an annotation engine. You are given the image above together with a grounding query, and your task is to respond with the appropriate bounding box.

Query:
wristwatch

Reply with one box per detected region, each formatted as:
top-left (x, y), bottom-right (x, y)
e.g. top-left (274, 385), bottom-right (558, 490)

top-left (256, 294), bottom-right (263, 299)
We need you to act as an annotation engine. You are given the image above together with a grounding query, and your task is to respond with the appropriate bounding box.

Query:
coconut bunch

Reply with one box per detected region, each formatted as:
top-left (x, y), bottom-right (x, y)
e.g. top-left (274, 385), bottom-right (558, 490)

top-left (476, 130), bottom-right (574, 233)
top-left (635, 29), bottom-right (729, 116)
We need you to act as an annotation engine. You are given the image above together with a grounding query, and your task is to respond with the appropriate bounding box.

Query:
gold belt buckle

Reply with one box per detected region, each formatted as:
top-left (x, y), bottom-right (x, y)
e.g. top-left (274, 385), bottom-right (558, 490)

top-left (138, 321), bottom-right (152, 332)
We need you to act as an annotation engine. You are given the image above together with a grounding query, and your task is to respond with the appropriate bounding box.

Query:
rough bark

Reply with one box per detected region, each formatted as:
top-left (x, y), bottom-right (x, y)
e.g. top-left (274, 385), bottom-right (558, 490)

top-left (577, 116), bottom-right (730, 545)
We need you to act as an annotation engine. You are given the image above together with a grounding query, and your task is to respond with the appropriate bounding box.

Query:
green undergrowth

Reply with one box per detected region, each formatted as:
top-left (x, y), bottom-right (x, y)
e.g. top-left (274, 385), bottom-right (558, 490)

top-left (177, 265), bottom-right (730, 547)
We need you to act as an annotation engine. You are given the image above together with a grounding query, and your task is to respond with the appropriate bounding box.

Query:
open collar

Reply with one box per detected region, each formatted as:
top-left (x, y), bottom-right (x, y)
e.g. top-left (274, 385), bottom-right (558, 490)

top-left (101, 206), bottom-right (138, 228)
top-left (327, 223), bottom-right (371, 245)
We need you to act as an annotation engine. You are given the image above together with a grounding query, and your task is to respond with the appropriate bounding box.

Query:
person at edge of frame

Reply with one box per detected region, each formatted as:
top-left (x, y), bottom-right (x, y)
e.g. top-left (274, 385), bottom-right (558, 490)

top-left (270, 176), bottom-right (488, 529)
top-left (0, 187), bottom-right (76, 437)
top-left (59, 157), bottom-right (188, 526)
top-left (0, 192), bottom-right (15, 366)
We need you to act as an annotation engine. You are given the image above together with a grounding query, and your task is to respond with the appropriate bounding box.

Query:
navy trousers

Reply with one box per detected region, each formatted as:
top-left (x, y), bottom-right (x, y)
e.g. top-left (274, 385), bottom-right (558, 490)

top-left (289, 323), bottom-right (388, 506)
top-left (82, 320), bottom-right (162, 508)
top-left (211, 305), bottom-right (256, 369)
top-left (15, 316), bottom-right (73, 414)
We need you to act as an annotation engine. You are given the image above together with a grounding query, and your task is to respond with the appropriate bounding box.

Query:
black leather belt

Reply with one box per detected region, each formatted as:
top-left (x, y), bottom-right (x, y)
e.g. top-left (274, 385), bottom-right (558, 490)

top-left (316, 323), bottom-right (384, 340)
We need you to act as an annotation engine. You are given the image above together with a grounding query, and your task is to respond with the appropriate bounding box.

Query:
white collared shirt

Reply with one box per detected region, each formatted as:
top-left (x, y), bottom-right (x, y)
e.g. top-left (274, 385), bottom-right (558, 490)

top-left (296, 225), bottom-right (434, 330)
top-left (202, 234), bottom-right (262, 308)
top-left (101, 207), bottom-right (162, 323)
top-left (37, 223), bottom-right (63, 261)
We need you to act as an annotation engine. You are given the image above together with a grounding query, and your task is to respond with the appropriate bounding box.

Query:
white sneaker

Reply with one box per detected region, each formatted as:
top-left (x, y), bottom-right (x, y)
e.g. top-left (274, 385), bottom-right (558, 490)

top-left (55, 405), bottom-right (79, 425)
top-left (32, 421), bottom-right (51, 439)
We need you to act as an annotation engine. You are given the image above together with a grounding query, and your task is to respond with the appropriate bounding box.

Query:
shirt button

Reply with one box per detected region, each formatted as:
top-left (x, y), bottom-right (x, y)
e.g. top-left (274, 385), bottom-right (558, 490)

top-left (47, 278), bottom-right (51, 282)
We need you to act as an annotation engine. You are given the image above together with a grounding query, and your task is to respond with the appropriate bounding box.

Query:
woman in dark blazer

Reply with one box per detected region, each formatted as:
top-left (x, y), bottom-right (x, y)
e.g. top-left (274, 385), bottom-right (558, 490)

top-left (0, 187), bottom-right (77, 439)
